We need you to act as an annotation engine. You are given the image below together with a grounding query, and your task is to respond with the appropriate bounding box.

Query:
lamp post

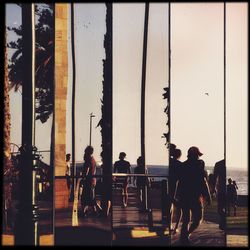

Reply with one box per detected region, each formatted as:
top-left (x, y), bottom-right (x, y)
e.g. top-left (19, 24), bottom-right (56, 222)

top-left (89, 113), bottom-right (95, 146)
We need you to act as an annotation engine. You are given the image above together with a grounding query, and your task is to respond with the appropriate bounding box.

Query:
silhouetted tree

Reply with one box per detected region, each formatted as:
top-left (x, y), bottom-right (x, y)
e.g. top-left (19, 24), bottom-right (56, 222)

top-left (7, 4), bottom-right (54, 186)
top-left (3, 28), bottom-right (13, 229)
top-left (8, 4), bottom-right (54, 123)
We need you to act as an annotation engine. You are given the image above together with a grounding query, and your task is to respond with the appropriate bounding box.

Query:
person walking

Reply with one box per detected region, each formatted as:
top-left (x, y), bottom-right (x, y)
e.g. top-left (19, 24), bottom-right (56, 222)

top-left (169, 148), bottom-right (183, 234)
top-left (213, 159), bottom-right (226, 230)
top-left (81, 146), bottom-right (102, 217)
top-left (177, 146), bottom-right (211, 245)
top-left (133, 156), bottom-right (149, 210)
top-left (65, 153), bottom-right (72, 201)
top-left (227, 178), bottom-right (237, 216)
top-left (114, 152), bottom-right (131, 208)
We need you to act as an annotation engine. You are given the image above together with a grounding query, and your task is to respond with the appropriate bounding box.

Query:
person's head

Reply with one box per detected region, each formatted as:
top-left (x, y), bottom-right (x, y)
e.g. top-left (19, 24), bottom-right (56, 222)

top-left (170, 143), bottom-right (177, 158)
top-left (232, 180), bottom-right (236, 185)
top-left (173, 148), bottom-right (182, 160)
top-left (66, 153), bottom-right (71, 161)
top-left (228, 178), bottom-right (232, 184)
top-left (187, 146), bottom-right (203, 160)
top-left (137, 156), bottom-right (143, 166)
top-left (84, 146), bottom-right (94, 156)
top-left (119, 152), bottom-right (126, 160)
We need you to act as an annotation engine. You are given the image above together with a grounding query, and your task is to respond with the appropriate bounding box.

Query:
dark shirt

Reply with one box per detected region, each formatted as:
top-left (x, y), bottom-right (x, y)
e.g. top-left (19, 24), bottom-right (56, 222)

top-left (227, 183), bottom-right (237, 199)
top-left (178, 159), bottom-right (210, 206)
top-left (134, 165), bottom-right (147, 187)
top-left (114, 160), bottom-right (131, 174)
top-left (169, 158), bottom-right (182, 197)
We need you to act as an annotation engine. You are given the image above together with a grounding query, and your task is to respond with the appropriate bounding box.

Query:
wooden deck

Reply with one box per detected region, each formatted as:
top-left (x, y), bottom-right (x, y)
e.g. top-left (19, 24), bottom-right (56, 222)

top-left (3, 185), bottom-right (236, 246)
top-left (112, 186), bottom-right (170, 246)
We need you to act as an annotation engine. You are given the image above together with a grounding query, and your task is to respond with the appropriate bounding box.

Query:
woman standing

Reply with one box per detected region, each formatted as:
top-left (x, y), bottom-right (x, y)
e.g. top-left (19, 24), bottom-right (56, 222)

top-left (81, 146), bottom-right (102, 216)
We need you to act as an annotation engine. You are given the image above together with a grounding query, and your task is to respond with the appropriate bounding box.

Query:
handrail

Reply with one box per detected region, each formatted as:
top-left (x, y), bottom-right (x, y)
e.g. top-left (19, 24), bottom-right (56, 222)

top-left (54, 174), bottom-right (169, 179)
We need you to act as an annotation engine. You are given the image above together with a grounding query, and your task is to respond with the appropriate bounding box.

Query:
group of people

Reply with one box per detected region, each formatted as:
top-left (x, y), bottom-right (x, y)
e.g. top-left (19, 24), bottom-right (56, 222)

top-left (168, 144), bottom-right (240, 245)
top-left (168, 144), bottom-right (212, 244)
top-left (65, 143), bottom-right (234, 245)
top-left (113, 152), bottom-right (150, 209)
top-left (226, 178), bottom-right (238, 216)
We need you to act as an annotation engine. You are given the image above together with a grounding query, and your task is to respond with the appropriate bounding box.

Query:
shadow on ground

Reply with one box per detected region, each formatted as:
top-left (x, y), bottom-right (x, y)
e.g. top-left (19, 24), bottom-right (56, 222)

top-left (55, 226), bottom-right (112, 246)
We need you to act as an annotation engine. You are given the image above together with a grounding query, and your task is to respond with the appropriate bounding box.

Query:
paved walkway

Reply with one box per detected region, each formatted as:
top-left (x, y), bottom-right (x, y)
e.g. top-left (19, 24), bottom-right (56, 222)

top-left (171, 220), bottom-right (225, 247)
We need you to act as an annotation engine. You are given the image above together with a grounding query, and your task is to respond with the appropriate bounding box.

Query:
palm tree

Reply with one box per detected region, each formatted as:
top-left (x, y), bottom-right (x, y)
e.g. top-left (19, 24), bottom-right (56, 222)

top-left (98, 3), bottom-right (113, 216)
top-left (3, 27), bottom-right (13, 231)
top-left (70, 3), bottom-right (76, 201)
top-left (140, 3), bottom-right (149, 211)
top-left (8, 4), bottom-right (55, 189)
top-left (14, 4), bottom-right (38, 245)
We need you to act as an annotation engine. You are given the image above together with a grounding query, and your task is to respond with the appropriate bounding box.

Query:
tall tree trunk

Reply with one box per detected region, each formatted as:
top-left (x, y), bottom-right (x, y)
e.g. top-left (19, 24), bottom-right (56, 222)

top-left (140, 3), bottom-right (149, 211)
top-left (70, 3), bottom-right (76, 200)
top-left (100, 3), bottom-right (113, 219)
top-left (49, 3), bottom-right (55, 204)
top-left (14, 4), bottom-right (38, 245)
top-left (3, 26), bottom-right (12, 230)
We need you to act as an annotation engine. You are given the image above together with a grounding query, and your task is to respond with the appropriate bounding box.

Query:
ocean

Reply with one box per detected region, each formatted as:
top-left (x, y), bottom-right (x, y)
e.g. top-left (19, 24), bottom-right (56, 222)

top-left (131, 165), bottom-right (248, 195)
top-left (76, 163), bottom-right (248, 195)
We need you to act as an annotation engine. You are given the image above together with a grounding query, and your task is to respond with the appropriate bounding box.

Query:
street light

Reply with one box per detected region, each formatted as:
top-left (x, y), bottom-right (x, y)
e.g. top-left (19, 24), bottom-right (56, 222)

top-left (89, 113), bottom-right (95, 146)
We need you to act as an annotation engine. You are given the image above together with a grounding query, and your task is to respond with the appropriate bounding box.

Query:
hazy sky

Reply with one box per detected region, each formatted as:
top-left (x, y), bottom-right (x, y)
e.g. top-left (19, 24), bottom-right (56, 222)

top-left (6, 3), bottom-right (248, 169)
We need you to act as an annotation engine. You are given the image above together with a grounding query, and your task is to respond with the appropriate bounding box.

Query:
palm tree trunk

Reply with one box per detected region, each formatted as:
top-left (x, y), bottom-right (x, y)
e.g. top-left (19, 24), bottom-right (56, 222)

top-left (141, 3), bottom-right (149, 211)
top-left (3, 26), bottom-right (12, 231)
top-left (70, 3), bottom-right (76, 200)
top-left (100, 3), bottom-right (113, 218)
top-left (14, 4), bottom-right (38, 245)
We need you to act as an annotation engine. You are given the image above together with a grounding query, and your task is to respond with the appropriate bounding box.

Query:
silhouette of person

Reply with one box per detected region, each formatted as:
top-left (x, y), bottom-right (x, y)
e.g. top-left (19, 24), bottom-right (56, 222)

top-left (169, 148), bottom-right (183, 234)
top-left (227, 178), bottom-right (237, 216)
top-left (177, 146), bottom-right (211, 245)
top-left (134, 156), bottom-right (148, 209)
top-left (99, 155), bottom-right (112, 218)
top-left (114, 152), bottom-right (131, 207)
top-left (208, 173), bottom-right (216, 199)
top-left (213, 159), bottom-right (226, 230)
top-left (233, 180), bottom-right (238, 190)
top-left (65, 153), bottom-right (72, 201)
top-left (81, 146), bottom-right (102, 216)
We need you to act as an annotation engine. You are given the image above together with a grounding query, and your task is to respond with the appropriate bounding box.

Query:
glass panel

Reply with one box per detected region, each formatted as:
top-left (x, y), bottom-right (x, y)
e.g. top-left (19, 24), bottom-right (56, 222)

top-left (170, 3), bottom-right (226, 247)
top-left (112, 3), bottom-right (170, 246)
top-left (226, 3), bottom-right (248, 247)
top-left (54, 3), bottom-right (112, 246)
top-left (3, 4), bottom-right (54, 245)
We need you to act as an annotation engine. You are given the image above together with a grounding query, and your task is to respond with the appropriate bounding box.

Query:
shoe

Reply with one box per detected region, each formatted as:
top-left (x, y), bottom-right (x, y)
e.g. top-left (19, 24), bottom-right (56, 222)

top-left (122, 203), bottom-right (127, 208)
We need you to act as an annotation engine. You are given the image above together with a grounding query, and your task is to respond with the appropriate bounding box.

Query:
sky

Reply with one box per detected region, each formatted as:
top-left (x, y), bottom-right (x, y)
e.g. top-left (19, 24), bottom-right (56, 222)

top-left (6, 3), bottom-right (248, 169)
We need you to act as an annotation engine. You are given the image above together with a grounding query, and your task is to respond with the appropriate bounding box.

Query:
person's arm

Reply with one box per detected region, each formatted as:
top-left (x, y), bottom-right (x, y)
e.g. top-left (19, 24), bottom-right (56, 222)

top-left (113, 162), bottom-right (117, 181)
top-left (202, 177), bottom-right (212, 205)
top-left (133, 168), bottom-right (137, 186)
top-left (201, 161), bottom-right (212, 205)
top-left (128, 162), bottom-right (132, 183)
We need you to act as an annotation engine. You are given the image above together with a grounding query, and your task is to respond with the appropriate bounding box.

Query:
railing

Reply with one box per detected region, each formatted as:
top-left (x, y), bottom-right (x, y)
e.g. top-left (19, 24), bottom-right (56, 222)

top-left (3, 150), bottom-right (52, 234)
top-left (54, 173), bottom-right (170, 229)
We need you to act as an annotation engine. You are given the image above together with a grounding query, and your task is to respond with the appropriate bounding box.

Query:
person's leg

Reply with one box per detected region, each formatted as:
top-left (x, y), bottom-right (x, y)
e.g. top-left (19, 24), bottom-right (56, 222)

top-left (106, 200), bottom-right (111, 216)
top-left (188, 202), bottom-right (203, 235)
top-left (218, 193), bottom-right (226, 230)
top-left (139, 187), bottom-right (143, 203)
top-left (173, 206), bottom-right (182, 233)
top-left (180, 207), bottom-right (190, 243)
top-left (169, 203), bottom-right (174, 230)
top-left (233, 204), bottom-right (237, 216)
top-left (123, 182), bottom-right (128, 207)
